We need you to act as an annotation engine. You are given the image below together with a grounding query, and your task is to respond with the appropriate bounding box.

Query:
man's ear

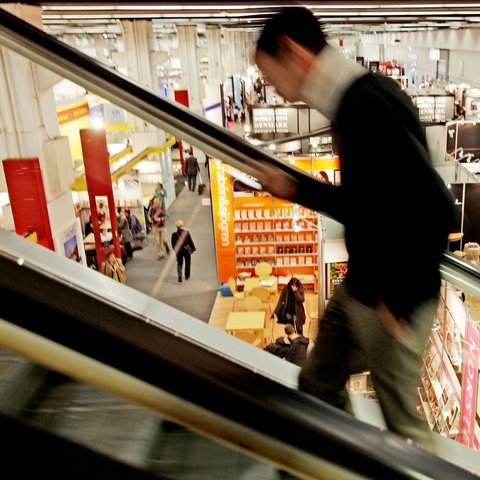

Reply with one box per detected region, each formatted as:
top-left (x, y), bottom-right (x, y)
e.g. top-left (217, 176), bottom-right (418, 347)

top-left (278, 35), bottom-right (314, 72)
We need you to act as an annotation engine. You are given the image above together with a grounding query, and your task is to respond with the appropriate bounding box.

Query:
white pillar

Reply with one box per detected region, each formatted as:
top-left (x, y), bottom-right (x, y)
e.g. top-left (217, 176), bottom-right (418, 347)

top-left (223, 30), bottom-right (255, 78)
top-left (120, 19), bottom-right (157, 133)
top-left (92, 34), bottom-right (111, 66)
top-left (177, 25), bottom-right (202, 113)
top-left (205, 26), bottom-right (224, 84)
top-left (0, 4), bottom-right (59, 166)
top-left (0, 3), bottom-right (77, 255)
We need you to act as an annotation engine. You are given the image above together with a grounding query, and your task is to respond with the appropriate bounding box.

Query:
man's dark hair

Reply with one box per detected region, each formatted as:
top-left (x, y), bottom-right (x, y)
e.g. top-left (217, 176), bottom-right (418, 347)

top-left (256, 7), bottom-right (327, 56)
top-left (284, 324), bottom-right (295, 335)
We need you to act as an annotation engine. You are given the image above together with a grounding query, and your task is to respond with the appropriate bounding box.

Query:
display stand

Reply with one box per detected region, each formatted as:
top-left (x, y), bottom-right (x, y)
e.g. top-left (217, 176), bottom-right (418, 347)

top-left (233, 195), bottom-right (319, 288)
top-left (323, 239), bottom-right (349, 303)
top-left (408, 91), bottom-right (455, 123)
top-left (209, 157), bottom-right (343, 288)
top-left (418, 280), bottom-right (480, 449)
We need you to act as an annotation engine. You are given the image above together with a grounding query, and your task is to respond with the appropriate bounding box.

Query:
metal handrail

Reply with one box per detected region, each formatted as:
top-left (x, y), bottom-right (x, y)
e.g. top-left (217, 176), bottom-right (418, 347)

top-left (0, 227), bottom-right (478, 480)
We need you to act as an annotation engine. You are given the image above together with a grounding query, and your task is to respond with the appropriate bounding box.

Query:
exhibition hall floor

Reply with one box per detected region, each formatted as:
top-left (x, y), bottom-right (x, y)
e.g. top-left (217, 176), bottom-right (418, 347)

top-left (124, 167), bottom-right (320, 341)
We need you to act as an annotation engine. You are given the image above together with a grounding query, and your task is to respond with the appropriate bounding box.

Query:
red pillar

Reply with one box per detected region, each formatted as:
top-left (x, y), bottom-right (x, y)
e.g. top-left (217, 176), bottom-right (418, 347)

top-left (80, 128), bottom-right (121, 267)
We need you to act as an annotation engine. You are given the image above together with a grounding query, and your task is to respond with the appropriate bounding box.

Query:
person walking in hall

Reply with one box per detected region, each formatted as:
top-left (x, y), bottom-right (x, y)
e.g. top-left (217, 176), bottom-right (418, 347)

top-left (155, 182), bottom-right (167, 202)
top-left (148, 197), bottom-right (170, 260)
top-left (272, 277), bottom-right (306, 335)
top-left (253, 6), bottom-right (456, 449)
top-left (171, 220), bottom-right (196, 283)
top-left (100, 251), bottom-right (126, 284)
top-left (116, 207), bottom-right (133, 260)
top-left (185, 149), bottom-right (200, 192)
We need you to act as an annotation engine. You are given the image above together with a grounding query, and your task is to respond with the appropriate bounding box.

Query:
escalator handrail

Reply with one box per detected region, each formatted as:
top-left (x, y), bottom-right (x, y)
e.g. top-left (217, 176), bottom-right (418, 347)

top-left (0, 226), bottom-right (478, 480)
top-left (440, 250), bottom-right (480, 297)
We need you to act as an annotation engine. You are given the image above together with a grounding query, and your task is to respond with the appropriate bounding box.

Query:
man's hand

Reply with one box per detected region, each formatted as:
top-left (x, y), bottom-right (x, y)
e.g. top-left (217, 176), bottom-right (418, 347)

top-left (247, 162), bottom-right (300, 202)
top-left (376, 300), bottom-right (414, 344)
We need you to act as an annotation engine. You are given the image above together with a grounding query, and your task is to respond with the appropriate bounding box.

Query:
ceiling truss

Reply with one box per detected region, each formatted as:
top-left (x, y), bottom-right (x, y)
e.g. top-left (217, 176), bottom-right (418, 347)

top-left (20, 2), bottom-right (480, 37)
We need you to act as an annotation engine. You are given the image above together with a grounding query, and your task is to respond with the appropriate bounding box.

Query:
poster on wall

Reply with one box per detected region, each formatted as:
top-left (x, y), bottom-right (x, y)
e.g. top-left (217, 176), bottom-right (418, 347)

top-left (56, 219), bottom-right (86, 266)
top-left (326, 261), bottom-right (348, 299)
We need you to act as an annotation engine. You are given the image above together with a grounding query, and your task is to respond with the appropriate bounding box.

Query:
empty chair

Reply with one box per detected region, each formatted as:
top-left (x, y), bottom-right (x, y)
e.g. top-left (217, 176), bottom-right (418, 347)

top-left (302, 298), bottom-right (313, 337)
top-left (233, 330), bottom-right (264, 348)
top-left (250, 286), bottom-right (274, 313)
top-left (228, 277), bottom-right (245, 311)
top-left (243, 295), bottom-right (263, 311)
top-left (254, 261), bottom-right (272, 278)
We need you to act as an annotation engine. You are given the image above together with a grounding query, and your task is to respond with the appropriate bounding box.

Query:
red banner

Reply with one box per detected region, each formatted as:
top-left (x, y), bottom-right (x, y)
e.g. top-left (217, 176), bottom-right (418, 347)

top-left (2, 157), bottom-right (54, 250)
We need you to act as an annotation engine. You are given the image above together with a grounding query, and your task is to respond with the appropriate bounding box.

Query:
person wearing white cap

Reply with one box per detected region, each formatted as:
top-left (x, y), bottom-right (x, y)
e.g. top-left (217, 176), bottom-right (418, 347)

top-left (171, 220), bottom-right (196, 283)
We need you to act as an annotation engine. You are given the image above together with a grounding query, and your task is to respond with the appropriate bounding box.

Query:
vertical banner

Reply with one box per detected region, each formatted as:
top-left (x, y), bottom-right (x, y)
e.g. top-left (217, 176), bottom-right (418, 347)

top-left (2, 158), bottom-right (54, 250)
top-left (80, 128), bottom-right (120, 266)
top-left (460, 319), bottom-right (479, 447)
top-left (210, 160), bottom-right (236, 282)
top-left (173, 91), bottom-right (189, 176)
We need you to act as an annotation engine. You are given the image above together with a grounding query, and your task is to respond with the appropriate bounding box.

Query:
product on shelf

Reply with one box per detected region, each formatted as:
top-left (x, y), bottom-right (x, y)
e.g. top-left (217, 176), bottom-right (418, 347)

top-left (233, 196), bottom-right (319, 286)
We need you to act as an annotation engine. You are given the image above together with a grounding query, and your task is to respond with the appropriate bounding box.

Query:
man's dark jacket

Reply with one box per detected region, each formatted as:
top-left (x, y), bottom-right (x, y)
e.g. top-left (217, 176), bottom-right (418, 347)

top-left (295, 73), bottom-right (456, 321)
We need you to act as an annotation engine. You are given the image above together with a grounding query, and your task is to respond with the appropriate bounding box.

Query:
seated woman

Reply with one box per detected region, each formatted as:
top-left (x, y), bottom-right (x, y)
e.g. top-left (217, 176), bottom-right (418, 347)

top-left (100, 251), bottom-right (126, 284)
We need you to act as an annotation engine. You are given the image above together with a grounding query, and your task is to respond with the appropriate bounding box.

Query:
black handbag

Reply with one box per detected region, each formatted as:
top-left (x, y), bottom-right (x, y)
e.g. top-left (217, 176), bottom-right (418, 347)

top-left (185, 244), bottom-right (194, 255)
top-left (276, 304), bottom-right (288, 324)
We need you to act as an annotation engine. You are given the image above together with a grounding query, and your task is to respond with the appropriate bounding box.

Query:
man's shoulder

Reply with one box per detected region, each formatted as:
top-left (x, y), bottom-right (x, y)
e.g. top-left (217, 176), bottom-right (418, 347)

top-left (291, 335), bottom-right (309, 346)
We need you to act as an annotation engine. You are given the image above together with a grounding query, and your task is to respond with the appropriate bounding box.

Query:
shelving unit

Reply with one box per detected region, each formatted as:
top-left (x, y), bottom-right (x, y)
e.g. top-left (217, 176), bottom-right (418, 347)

top-left (233, 196), bottom-right (318, 287)
top-left (409, 93), bottom-right (455, 123)
top-left (309, 134), bottom-right (333, 154)
top-left (417, 281), bottom-right (479, 444)
top-left (418, 332), bottom-right (461, 438)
